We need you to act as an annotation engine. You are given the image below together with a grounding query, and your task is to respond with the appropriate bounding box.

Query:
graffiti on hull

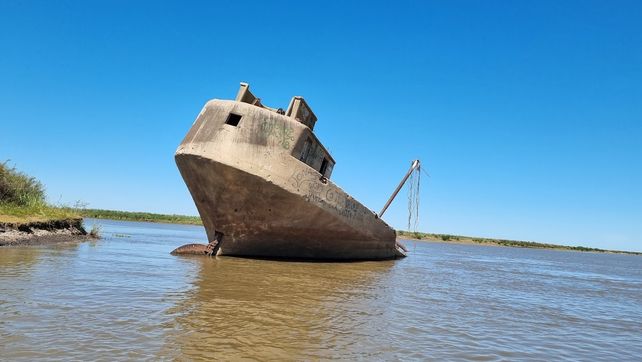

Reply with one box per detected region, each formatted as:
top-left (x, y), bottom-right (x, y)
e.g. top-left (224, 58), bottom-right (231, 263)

top-left (259, 119), bottom-right (294, 149)
top-left (289, 170), bottom-right (360, 221)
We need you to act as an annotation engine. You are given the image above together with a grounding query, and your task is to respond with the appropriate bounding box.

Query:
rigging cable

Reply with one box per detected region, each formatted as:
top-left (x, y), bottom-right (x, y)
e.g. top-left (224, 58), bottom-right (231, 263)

top-left (407, 163), bottom-right (421, 233)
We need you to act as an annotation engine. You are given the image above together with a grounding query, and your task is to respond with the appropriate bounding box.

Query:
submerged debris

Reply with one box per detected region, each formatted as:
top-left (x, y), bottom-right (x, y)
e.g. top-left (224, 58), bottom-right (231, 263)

top-left (171, 243), bottom-right (211, 255)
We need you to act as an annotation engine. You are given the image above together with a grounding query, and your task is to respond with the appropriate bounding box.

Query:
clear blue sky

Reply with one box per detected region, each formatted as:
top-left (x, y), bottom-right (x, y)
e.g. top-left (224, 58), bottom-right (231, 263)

top-left (1, 1), bottom-right (640, 251)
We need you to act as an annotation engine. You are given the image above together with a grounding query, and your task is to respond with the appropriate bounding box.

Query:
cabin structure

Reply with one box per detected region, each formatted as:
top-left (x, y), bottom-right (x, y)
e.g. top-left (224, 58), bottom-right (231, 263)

top-left (174, 82), bottom-right (402, 260)
top-left (235, 83), bottom-right (335, 179)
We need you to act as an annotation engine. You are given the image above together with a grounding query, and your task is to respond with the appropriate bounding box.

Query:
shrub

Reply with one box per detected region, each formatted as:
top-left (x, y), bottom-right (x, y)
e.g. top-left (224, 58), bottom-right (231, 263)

top-left (0, 162), bottom-right (46, 207)
top-left (89, 223), bottom-right (102, 238)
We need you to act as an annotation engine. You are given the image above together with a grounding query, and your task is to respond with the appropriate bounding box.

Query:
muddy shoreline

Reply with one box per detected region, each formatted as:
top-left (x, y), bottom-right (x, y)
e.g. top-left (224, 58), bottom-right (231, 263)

top-left (0, 218), bottom-right (92, 247)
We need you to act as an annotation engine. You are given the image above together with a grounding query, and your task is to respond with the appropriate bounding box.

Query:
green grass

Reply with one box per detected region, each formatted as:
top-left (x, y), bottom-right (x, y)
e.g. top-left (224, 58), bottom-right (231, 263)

top-left (0, 203), bottom-right (80, 224)
top-left (0, 162), bottom-right (81, 224)
top-left (1, 161), bottom-right (45, 207)
top-left (78, 208), bottom-right (203, 225)
top-left (0, 162), bottom-right (199, 226)
top-left (397, 230), bottom-right (641, 255)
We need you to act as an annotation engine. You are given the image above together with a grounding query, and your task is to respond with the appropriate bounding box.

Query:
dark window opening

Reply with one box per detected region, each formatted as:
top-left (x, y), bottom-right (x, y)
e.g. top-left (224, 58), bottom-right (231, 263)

top-left (225, 113), bottom-right (242, 126)
top-left (300, 137), bottom-right (312, 162)
top-left (319, 158), bottom-right (329, 175)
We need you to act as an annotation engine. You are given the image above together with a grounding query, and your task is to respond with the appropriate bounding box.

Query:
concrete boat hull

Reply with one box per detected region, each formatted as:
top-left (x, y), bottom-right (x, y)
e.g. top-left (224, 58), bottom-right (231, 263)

top-left (175, 95), bottom-right (401, 260)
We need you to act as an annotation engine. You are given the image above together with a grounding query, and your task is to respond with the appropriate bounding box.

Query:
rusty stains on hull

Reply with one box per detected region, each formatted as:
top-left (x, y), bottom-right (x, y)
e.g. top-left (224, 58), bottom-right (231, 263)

top-left (170, 243), bottom-right (211, 255)
top-left (174, 83), bottom-right (403, 260)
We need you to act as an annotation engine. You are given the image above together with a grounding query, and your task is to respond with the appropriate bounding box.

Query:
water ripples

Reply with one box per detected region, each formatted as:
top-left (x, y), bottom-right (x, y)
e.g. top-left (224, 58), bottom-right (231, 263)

top-left (1, 219), bottom-right (641, 360)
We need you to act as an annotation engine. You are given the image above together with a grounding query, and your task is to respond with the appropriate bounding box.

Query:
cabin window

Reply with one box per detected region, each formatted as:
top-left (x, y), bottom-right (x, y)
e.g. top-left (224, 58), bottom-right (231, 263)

top-left (225, 113), bottom-right (242, 126)
top-left (300, 137), bottom-right (312, 162)
top-left (319, 158), bottom-right (329, 175)
top-left (325, 161), bottom-right (334, 177)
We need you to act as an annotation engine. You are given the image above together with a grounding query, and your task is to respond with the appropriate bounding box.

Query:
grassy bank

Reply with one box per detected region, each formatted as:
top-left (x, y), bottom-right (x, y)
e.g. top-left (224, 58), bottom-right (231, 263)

top-left (397, 231), bottom-right (641, 255)
top-left (0, 204), bottom-right (80, 224)
top-left (0, 162), bottom-right (81, 225)
top-left (0, 162), bottom-right (91, 245)
top-left (78, 208), bottom-right (202, 225)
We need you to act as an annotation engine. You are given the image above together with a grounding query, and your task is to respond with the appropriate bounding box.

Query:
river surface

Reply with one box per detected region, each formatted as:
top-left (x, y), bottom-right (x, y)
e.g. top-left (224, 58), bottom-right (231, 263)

top-left (1, 219), bottom-right (641, 361)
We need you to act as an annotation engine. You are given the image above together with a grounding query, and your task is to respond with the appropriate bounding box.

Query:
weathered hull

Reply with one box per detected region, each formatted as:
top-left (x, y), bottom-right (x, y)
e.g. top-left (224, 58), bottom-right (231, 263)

top-left (176, 99), bottom-right (401, 260)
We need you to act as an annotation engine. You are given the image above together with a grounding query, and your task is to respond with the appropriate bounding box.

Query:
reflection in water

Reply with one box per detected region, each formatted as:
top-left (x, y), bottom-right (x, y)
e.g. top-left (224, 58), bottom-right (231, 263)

top-left (0, 242), bottom-right (80, 273)
top-left (1, 219), bottom-right (642, 360)
top-left (0, 248), bottom-right (41, 273)
top-left (167, 257), bottom-right (397, 360)
top-left (0, 242), bottom-right (84, 357)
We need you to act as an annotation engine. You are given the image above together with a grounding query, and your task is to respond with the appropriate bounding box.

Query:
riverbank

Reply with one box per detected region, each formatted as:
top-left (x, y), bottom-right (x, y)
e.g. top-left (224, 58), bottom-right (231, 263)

top-left (396, 231), bottom-right (642, 256)
top-left (78, 208), bottom-right (202, 225)
top-left (76, 208), bottom-right (641, 255)
top-left (0, 217), bottom-right (90, 247)
top-left (0, 205), bottom-right (93, 247)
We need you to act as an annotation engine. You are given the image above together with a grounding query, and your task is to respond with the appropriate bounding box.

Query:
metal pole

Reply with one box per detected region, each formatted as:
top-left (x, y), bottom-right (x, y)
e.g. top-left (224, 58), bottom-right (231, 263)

top-left (378, 159), bottom-right (420, 218)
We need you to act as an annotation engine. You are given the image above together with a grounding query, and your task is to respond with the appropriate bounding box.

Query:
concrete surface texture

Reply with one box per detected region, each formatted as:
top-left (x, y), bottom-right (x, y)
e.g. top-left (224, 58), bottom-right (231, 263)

top-left (175, 83), bottom-right (402, 260)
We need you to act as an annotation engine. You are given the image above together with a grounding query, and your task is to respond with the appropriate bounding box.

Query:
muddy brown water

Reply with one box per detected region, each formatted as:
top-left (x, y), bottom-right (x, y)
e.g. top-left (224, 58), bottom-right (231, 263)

top-left (1, 219), bottom-right (641, 360)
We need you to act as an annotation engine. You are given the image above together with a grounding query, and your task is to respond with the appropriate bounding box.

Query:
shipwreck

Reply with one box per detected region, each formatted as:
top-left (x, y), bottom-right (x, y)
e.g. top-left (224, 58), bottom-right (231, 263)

top-left (174, 83), bottom-right (419, 260)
